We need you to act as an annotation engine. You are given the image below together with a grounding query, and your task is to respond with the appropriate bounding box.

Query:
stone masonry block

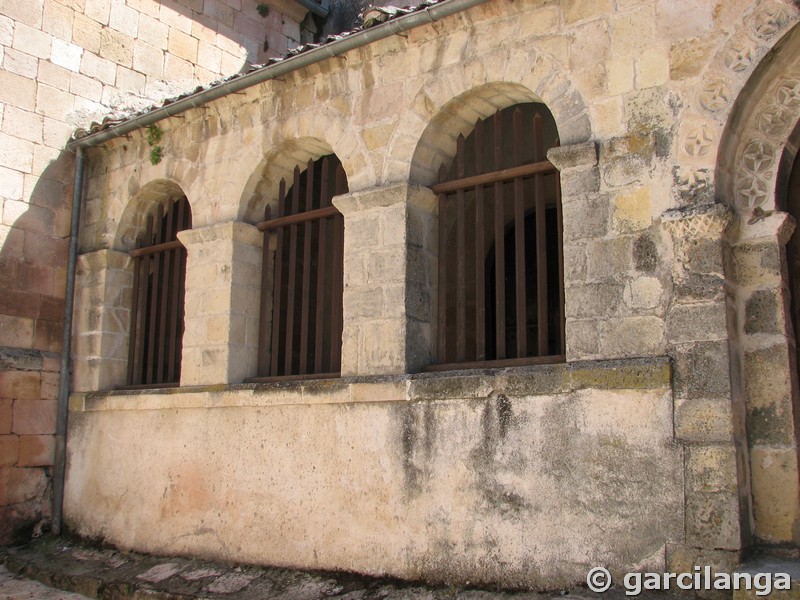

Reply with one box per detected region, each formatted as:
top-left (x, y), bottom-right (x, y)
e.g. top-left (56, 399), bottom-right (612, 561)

top-left (682, 237), bottom-right (725, 276)
top-left (17, 434), bottom-right (54, 467)
top-left (3, 106), bottom-right (43, 144)
top-left (674, 397), bottom-right (734, 443)
top-left (613, 186), bottom-right (651, 234)
top-left (686, 445), bottom-right (739, 496)
top-left (0, 466), bottom-right (47, 506)
top-left (666, 545), bottom-right (740, 580)
top-left (164, 53), bottom-right (194, 81)
top-left (666, 302), bottom-right (728, 345)
top-left (168, 28), bottom-right (199, 63)
top-left (749, 446), bottom-right (800, 544)
top-left (599, 316), bottom-right (665, 357)
top-left (744, 345), bottom-right (795, 447)
top-left (731, 242), bottom-right (782, 287)
top-left (109, 1), bottom-right (139, 35)
top-left (563, 0), bottom-right (612, 23)
top-left (4, 48), bottom-right (39, 79)
top-left (0, 71), bottom-right (36, 112)
top-left (673, 341), bottom-right (730, 400)
top-left (0, 372), bottom-right (41, 400)
top-left (12, 23), bottom-right (52, 59)
top-left (623, 276), bottom-right (663, 311)
top-left (343, 288), bottom-right (383, 321)
top-left (132, 40), bottom-right (164, 78)
top-left (366, 250), bottom-right (405, 284)
top-left (744, 288), bottom-right (784, 335)
top-left (0, 400), bottom-right (12, 434)
top-left (99, 28), bottom-right (133, 67)
top-left (72, 13), bottom-right (102, 53)
top-left (0, 435), bottom-right (19, 467)
top-left (565, 283), bottom-right (622, 319)
top-left (685, 489), bottom-right (742, 551)
top-left (607, 56), bottom-right (634, 95)
top-left (51, 38), bottom-right (83, 72)
top-left (360, 319), bottom-right (405, 374)
top-left (12, 400), bottom-right (56, 435)
top-left (636, 47), bottom-right (669, 88)
top-left (562, 194), bottom-right (608, 242)
top-left (566, 319), bottom-right (601, 358)
top-left (586, 236), bottom-right (632, 282)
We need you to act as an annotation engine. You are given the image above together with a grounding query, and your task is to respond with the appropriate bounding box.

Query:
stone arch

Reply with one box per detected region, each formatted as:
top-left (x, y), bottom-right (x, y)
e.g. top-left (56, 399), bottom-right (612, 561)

top-left (114, 179), bottom-right (191, 251)
top-left (715, 20), bottom-right (800, 546)
top-left (716, 23), bottom-right (800, 216)
top-left (396, 48), bottom-right (590, 188)
top-left (672, 1), bottom-right (798, 197)
top-left (239, 137), bottom-right (338, 223)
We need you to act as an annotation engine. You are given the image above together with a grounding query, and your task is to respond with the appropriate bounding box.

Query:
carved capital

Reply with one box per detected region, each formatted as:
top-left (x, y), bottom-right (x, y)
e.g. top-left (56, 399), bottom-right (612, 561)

top-left (662, 203), bottom-right (734, 239)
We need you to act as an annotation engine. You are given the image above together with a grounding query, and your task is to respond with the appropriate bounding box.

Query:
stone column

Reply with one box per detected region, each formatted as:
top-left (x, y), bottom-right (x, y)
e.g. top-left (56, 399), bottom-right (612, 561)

top-left (333, 184), bottom-right (437, 376)
top-left (662, 203), bottom-right (746, 570)
top-left (72, 249), bottom-right (133, 392)
top-left (730, 211), bottom-right (800, 544)
top-left (177, 222), bottom-right (262, 385)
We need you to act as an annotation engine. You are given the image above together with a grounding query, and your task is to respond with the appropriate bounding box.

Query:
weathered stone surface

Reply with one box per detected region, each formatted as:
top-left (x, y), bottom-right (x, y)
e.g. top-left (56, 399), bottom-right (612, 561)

top-left (633, 233), bottom-right (659, 272)
top-left (749, 446), bottom-right (800, 544)
top-left (672, 341), bottom-right (730, 399)
top-left (743, 345), bottom-right (795, 446)
top-left (744, 288), bottom-right (784, 335)
top-left (674, 397), bottom-right (734, 443)
top-left (666, 302), bottom-right (728, 344)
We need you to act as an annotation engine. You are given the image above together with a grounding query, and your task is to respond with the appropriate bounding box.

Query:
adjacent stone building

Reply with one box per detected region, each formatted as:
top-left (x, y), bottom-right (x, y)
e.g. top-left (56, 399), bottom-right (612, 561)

top-left (5, 0), bottom-right (800, 591)
top-left (0, 0), bottom-right (311, 543)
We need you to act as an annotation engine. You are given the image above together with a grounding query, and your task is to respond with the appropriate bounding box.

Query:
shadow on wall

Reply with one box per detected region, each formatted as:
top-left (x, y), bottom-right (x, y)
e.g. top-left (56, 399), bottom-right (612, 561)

top-left (0, 150), bottom-right (75, 544)
top-left (156, 0), bottom-right (304, 65)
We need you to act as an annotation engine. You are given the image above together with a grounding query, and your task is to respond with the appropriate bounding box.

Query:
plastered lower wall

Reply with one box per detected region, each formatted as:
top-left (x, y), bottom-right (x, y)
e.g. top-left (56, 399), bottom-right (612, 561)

top-left (65, 358), bottom-right (683, 589)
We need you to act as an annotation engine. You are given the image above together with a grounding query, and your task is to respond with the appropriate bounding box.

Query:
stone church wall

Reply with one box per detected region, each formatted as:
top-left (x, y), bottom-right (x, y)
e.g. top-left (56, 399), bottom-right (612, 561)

top-left (61, 0), bottom-right (800, 587)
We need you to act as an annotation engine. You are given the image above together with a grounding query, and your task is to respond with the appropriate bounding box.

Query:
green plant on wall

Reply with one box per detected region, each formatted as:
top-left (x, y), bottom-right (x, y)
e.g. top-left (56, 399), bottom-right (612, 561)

top-left (146, 124), bottom-right (164, 165)
top-left (257, 3), bottom-right (270, 16)
top-left (149, 146), bottom-right (164, 166)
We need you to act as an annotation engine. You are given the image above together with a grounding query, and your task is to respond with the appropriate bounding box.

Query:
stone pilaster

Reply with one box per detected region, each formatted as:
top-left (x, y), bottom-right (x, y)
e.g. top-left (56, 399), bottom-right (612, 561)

top-left (333, 184), bottom-right (437, 376)
top-left (177, 222), bottom-right (262, 385)
top-left (662, 203), bottom-right (749, 556)
top-left (72, 249), bottom-right (133, 392)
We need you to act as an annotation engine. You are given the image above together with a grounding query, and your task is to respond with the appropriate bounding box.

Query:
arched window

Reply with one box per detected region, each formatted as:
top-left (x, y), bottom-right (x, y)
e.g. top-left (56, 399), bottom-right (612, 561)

top-left (254, 155), bottom-right (348, 379)
top-left (126, 196), bottom-right (191, 387)
top-left (431, 102), bottom-right (564, 369)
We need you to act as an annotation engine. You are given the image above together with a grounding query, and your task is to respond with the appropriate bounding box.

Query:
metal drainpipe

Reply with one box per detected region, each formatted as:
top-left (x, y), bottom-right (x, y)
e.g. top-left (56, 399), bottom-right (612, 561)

top-left (52, 146), bottom-right (85, 536)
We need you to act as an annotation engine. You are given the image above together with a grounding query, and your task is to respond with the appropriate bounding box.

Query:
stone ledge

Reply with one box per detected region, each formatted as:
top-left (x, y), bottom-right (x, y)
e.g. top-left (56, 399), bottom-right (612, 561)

top-left (333, 184), bottom-right (430, 214)
top-left (70, 356), bottom-right (671, 412)
top-left (176, 221), bottom-right (262, 247)
top-left (546, 141), bottom-right (598, 172)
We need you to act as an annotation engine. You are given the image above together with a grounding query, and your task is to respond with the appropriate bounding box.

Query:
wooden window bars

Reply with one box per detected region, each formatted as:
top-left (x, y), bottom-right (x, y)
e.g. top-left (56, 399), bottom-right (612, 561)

top-left (251, 155), bottom-right (348, 381)
top-left (428, 103), bottom-right (565, 371)
top-left (125, 196), bottom-right (191, 388)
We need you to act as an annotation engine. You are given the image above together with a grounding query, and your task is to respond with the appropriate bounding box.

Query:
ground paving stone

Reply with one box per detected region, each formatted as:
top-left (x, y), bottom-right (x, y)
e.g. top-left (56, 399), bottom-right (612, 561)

top-left (4, 536), bottom-right (798, 599)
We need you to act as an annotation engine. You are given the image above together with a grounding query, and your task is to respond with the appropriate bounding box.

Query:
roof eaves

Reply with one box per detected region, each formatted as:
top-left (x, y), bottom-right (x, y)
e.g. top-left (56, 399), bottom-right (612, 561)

top-left (68, 0), bottom-right (461, 149)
